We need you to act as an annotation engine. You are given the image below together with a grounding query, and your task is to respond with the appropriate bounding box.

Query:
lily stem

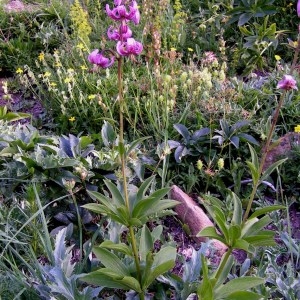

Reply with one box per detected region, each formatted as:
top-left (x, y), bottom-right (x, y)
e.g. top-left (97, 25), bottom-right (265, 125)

top-left (242, 90), bottom-right (286, 223)
top-left (117, 57), bottom-right (143, 297)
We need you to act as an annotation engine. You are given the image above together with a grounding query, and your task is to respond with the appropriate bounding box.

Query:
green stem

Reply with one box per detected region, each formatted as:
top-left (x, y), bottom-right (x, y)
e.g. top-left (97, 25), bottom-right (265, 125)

top-left (117, 57), bottom-right (143, 297)
top-left (242, 90), bottom-right (287, 223)
top-left (70, 193), bottom-right (83, 262)
top-left (290, 35), bottom-right (300, 73)
top-left (242, 31), bottom-right (299, 223)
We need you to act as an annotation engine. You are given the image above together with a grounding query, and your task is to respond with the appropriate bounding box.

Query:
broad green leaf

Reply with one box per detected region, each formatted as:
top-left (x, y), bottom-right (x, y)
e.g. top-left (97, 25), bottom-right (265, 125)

top-left (246, 161), bottom-right (259, 185)
top-left (197, 227), bottom-right (226, 245)
top-left (116, 206), bottom-right (130, 224)
top-left (260, 158), bottom-right (288, 182)
top-left (238, 12), bottom-right (254, 26)
top-left (242, 215), bottom-right (272, 237)
top-left (104, 180), bottom-right (125, 207)
top-left (81, 268), bottom-right (142, 292)
top-left (214, 211), bottom-right (230, 243)
top-left (139, 225), bottom-right (153, 261)
top-left (248, 143), bottom-right (259, 170)
top-left (225, 290), bottom-right (263, 300)
top-left (214, 276), bottom-right (264, 299)
top-left (3, 112), bottom-right (31, 122)
top-left (151, 225), bottom-right (163, 241)
top-left (232, 239), bottom-right (255, 255)
top-left (214, 255), bottom-right (234, 288)
top-left (92, 247), bottom-right (130, 276)
top-left (143, 246), bottom-right (176, 289)
top-left (239, 133), bottom-right (259, 146)
top-left (101, 121), bottom-right (116, 147)
top-left (80, 135), bottom-right (93, 148)
top-left (231, 192), bottom-right (242, 226)
top-left (132, 188), bottom-right (173, 219)
top-left (230, 136), bottom-right (240, 149)
top-left (174, 123), bottom-right (191, 142)
top-left (244, 231), bottom-right (276, 247)
top-left (197, 255), bottom-right (214, 300)
top-left (126, 136), bottom-right (151, 157)
top-left (239, 26), bottom-right (253, 36)
top-left (136, 176), bottom-right (155, 203)
top-left (141, 252), bottom-right (154, 288)
top-left (0, 146), bottom-right (18, 156)
top-left (228, 225), bottom-right (242, 246)
top-left (82, 203), bottom-right (127, 224)
top-left (86, 190), bottom-right (117, 213)
top-left (100, 240), bottom-right (133, 257)
top-left (248, 205), bottom-right (285, 219)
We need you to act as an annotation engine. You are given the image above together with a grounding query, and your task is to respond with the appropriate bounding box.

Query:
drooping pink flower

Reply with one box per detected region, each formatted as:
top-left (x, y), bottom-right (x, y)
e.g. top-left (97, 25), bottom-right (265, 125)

top-left (277, 75), bottom-right (298, 90)
top-left (107, 25), bottom-right (132, 41)
top-left (116, 38), bottom-right (143, 56)
top-left (297, 0), bottom-right (300, 17)
top-left (106, 1), bottom-right (140, 24)
top-left (88, 49), bottom-right (115, 68)
top-left (130, 0), bottom-right (140, 25)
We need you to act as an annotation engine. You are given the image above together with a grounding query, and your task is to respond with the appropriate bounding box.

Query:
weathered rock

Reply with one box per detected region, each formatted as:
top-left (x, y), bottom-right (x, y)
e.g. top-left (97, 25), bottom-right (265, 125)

top-left (170, 185), bottom-right (227, 257)
top-left (263, 132), bottom-right (300, 170)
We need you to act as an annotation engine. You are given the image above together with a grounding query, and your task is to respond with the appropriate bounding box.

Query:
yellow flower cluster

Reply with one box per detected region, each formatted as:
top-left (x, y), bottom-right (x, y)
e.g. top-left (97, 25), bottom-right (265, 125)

top-left (295, 125), bottom-right (300, 133)
top-left (69, 0), bottom-right (92, 44)
top-left (170, 0), bottom-right (187, 45)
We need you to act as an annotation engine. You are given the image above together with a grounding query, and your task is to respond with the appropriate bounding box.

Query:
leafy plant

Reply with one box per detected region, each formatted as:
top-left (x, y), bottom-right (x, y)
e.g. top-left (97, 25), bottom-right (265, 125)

top-left (167, 123), bottom-right (210, 163)
top-left (213, 119), bottom-right (259, 150)
top-left (227, 0), bottom-right (277, 26)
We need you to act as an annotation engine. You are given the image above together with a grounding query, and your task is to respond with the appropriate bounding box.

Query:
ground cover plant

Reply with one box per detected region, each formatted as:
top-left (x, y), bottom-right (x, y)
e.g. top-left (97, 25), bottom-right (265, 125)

top-left (1, 0), bottom-right (300, 299)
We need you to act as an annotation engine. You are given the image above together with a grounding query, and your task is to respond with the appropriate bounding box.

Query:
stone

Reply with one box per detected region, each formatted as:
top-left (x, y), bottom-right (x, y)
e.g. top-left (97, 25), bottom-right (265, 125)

top-left (170, 185), bottom-right (227, 258)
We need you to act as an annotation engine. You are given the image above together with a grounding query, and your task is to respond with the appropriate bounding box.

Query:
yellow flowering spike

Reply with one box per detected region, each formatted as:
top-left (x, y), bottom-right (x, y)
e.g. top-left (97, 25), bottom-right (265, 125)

top-left (217, 158), bottom-right (224, 170)
top-left (197, 159), bottom-right (203, 170)
top-left (69, 116), bottom-right (76, 122)
top-left (294, 125), bottom-right (300, 133)
top-left (16, 68), bottom-right (23, 74)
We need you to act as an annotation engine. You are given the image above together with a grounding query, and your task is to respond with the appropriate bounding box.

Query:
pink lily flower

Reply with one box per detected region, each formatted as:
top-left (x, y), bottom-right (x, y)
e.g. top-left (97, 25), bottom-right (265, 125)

top-left (107, 25), bottom-right (132, 41)
top-left (297, 0), bottom-right (300, 17)
top-left (116, 38), bottom-right (143, 56)
top-left (88, 49), bottom-right (115, 68)
top-left (277, 75), bottom-right (298, 90)
top-left (106, 1), bottom-right (140, 24)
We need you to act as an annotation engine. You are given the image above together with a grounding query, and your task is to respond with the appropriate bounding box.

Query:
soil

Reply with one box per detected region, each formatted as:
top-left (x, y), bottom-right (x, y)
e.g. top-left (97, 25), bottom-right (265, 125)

top-left (0, 78), bottom-right (44, 121)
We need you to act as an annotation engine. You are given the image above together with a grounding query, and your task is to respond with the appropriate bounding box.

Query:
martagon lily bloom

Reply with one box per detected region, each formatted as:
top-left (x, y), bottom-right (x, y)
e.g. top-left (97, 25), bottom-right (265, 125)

top-left (106, 0), bottom-right (140, 24)
top-left (277, 75), bottom-right (298, 90)
top-left (297, 0), bottom-right (300, 17)
top-left (116, 38), bottom-right (143, 56)
top-left (88, 49), bottom-right (115, 68)
top-left (107, 25), bottom-right (132, 41)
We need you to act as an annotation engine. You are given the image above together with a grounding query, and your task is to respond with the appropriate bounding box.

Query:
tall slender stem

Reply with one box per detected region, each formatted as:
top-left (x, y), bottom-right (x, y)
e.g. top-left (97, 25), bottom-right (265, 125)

top-left (242, 29), bottom-right (300, 223)
top-left (242, 90), bottom-right (286, 223)
top-left (117, 57), bottom-right (143, 298)
top-left (70, 192), bottom-right (83, 262)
